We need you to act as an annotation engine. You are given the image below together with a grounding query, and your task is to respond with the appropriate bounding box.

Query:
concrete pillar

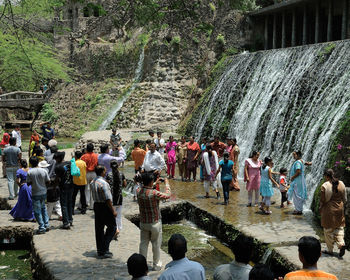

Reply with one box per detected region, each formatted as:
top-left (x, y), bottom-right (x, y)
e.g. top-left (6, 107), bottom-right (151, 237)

top-left (273, 13), bottom-right (277, 49)
top-left (327, 0), bottom-right (333, 42)
top-left (282, 11), bottom-right (286, 48)
top-left (292, 9), bottom-right (297, 47)
top-left (303, 5), bottom-right (308, 45)
top-left (264, 16), bottom-right (269, 50)
top-left (315, 1), bottom-right (320, 43)
top-left (342, 0), bottom-right (349, 39)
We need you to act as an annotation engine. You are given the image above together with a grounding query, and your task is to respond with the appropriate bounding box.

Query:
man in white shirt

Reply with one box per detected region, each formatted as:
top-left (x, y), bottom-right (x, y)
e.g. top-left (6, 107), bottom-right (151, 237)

top-left (159, 234), bottom-right (205, 280)
top-left (12, 125), bottom-right (22, 150)
top-left (141, 143), bottom-right (166, 173)
top-left (213, 235), bottom-right (253, 280)
top-left (154, 131), bottom-right (165, 156)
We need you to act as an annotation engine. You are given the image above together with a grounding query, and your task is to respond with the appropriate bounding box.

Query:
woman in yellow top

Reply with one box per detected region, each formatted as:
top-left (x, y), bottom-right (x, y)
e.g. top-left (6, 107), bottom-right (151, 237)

top-left (72, 150), bottom-right (87, 214)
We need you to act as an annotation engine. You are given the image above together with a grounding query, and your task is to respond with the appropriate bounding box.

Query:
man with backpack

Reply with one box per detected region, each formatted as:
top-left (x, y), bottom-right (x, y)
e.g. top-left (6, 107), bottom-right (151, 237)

top-left (54, 152), bottom-right (74, 229)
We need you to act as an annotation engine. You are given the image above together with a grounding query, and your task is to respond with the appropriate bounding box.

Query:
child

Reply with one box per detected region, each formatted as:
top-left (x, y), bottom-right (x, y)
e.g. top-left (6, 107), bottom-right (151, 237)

top-left (279, 168), bottom-right (289, 208)
top-left (259, 157), bottom-right (279, 215)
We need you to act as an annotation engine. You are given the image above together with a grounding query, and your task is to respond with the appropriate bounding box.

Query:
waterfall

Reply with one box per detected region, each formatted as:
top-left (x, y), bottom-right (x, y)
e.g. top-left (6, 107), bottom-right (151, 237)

top-left (98, 46), bottom-right (145, 130)
top-left (193, 41), bottom-right (350, 207)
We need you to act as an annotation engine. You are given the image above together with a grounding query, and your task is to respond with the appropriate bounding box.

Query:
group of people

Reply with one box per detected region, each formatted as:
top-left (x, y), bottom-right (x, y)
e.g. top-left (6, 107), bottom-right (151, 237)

top-left (0, 126), bottom-right (347, 279)
top-left (131, 132), bottom-right (240, 204)
top-left (126, 234), bottom-right (340, 280)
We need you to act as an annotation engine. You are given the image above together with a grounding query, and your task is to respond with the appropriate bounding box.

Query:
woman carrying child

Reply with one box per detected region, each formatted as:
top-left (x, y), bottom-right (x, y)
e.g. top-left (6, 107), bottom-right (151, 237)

top-left (259, 157), bottom-right (279, 215)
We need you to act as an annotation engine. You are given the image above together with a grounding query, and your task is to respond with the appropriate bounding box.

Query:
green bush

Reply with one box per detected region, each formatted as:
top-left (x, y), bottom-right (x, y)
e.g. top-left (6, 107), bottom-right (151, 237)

top-left (171, 36), bottom-right (181, 45)
top-left (216, 34), bottom-right (226, 45)
top-left (42, 103), bottom-right (58, 123)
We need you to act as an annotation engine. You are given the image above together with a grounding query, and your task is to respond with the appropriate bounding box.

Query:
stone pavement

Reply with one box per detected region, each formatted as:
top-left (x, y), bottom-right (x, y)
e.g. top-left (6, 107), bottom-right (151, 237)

top-left (0, 160), bottom-right (171, 280)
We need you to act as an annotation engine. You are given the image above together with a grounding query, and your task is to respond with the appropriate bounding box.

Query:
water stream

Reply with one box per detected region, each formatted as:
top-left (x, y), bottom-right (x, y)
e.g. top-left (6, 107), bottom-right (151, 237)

top-left (192, 41), bottom-right (350, 207)
top-left (98, 46), bottom-right (145, 130)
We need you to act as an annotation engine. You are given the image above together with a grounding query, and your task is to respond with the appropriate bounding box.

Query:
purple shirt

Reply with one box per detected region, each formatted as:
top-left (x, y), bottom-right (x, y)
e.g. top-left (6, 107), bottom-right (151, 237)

top-left (98, 150), bottom-right (125, 174)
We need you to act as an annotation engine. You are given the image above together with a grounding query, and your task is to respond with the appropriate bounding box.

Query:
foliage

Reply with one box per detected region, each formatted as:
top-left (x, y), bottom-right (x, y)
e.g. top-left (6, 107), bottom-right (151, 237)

top-left (171, 35), bottom-right (181, 45)
top-left (0, 1), bottom-right (70, 92)
top-left (0, 31), bottom-right (70, 92)
top-left (42, 103), bottom-right (58, 122)
top-left (216, 33), bottom-right (225, 45)
top-left (10, 0), bottom-right (66, 19)
top-left (209, 2), bottom-right (216, 12)
top-left (0, 250), bottom-right (31, 280)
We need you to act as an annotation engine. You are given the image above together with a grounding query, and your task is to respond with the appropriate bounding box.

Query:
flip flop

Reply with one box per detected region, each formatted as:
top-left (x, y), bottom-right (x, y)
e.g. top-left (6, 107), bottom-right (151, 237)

top-left (339, 246), bottom-right (346, 257)
top-left (322, 250), bottom-right (334, 256)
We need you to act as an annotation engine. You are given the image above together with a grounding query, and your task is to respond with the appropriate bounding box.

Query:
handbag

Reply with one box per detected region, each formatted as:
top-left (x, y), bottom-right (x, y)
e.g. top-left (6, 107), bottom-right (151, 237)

top-left (70, 158), bottom-right (81, 177)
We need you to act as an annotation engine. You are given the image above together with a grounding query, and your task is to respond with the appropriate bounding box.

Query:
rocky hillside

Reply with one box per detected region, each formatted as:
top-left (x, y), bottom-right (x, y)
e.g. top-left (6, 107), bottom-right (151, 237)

top-left (34, 0), bottom-right (252, 136)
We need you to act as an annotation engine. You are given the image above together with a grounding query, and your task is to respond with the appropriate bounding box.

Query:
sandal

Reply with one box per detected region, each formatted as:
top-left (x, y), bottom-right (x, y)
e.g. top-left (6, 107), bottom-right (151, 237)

top-left (246, 203), bottom-right (252, 207)
top-left (322, 250), bottom-right (334, 256)
top-left (339, 246), bottom-right (346, 257)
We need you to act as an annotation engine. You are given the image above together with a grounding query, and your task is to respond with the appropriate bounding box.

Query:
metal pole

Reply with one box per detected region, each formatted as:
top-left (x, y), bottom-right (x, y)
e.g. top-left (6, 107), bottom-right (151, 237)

top-left (303, 4), bottom-right (307, 45)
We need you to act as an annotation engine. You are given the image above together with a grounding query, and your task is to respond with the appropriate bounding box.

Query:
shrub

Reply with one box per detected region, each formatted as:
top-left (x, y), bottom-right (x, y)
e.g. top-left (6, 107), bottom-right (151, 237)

top-left (171, 36), bottom-right (181, 45)
top-left (209, 3), bottom-right (216, 11)
top-left (42, 103), bottom-right (58, 122)
top-left (216, 34), bottom-right (226, 45)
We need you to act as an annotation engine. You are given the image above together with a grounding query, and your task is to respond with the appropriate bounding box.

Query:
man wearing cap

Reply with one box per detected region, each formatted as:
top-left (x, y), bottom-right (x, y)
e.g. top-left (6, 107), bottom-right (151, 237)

top-left (40, 121), bottom-right (55, 140)
top-left (27, 156), bottom-right (50, 234)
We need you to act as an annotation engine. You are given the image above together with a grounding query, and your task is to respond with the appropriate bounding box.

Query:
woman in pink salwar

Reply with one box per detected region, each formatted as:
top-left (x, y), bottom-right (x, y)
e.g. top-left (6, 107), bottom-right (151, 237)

top-left (244, 151), bottom-right (262, 207)
top-left (166, 136), bottom-right (177, 178)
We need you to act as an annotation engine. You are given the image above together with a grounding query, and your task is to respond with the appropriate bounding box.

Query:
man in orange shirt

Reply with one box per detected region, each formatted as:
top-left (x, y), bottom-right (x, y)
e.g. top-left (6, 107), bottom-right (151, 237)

top-left (81, 143), bottom-right (98, 209)
top-left (131, 139), bottom-right (147, 173)
top-left (284, 236), bottom-right (338, 280)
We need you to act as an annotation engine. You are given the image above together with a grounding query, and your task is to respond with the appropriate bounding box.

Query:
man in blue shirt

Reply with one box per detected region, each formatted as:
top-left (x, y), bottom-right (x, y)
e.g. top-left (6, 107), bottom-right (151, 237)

top-left (40, 121), bottom-right (55, 140)
top-left (216, 152), bottom-right (234, 205)
top-left (159, 234), bottom-right (205, 280)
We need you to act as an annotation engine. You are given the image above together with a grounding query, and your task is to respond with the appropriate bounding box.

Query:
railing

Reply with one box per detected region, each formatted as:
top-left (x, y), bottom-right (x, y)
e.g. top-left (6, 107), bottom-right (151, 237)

top-left (0, 91), bottom-right (46, 100)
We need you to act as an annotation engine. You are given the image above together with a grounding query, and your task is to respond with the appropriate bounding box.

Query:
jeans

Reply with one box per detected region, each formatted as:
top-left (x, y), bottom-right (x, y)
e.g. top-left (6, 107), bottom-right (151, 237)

top-left (32, 194), bottom-right (49, 231)
top-left (140, 221), bottom-right (162, 268)
top-left (6, 166), bottom-right (18, 199)
top-left (72, 184), bottom-right (87, 213)
top-left (94, 202), bottom-right (116, 255)
top-left (60, 188), bottom-right (73, 226)
top-left (222, 180), bottom-right (231, 203)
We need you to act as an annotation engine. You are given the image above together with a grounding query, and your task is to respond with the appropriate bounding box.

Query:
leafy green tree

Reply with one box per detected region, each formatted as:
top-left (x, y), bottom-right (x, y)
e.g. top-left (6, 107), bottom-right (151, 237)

top-left (0, 0), bottom-right (69, 92)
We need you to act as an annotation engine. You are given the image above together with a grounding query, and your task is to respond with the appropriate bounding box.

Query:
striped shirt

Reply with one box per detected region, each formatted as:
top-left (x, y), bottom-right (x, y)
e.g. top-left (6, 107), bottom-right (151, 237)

top-left (137, 184), bottom-right (171, 223)
top-left (284, 270), bottom-right (338, 280)
top-left (91, 176), bottom-right (112, 203)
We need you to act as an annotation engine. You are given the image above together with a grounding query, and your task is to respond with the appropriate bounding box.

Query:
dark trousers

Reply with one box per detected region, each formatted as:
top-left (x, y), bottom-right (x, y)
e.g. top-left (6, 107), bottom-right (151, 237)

top-left (60, 188), bottom-right (73, 226)
top-left (222, 180), bottom-right (231, 203)
top-left (94, 202), bottom-right (116, 255)
top-left (281, 191), bottom-right (288, 205)
top-left (72, 184), bottom-right (87, 213)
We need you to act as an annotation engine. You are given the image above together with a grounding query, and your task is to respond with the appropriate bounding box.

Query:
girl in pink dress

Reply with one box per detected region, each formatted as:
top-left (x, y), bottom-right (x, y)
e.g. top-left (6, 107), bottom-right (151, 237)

top-left (166, 136), bottom-right (177, 178)
top-left (244, 151), bottom-right (262, 207)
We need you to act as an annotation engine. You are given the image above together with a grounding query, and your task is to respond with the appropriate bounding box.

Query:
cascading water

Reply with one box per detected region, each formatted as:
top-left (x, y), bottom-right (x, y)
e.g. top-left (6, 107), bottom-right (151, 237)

top-left (192, 41), bottom-right (350, 207)
top-left (98, 46), bottom-right (145, 130)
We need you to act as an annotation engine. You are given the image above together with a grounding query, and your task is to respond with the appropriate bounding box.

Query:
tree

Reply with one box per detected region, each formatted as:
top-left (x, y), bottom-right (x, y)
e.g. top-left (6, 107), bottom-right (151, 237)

top-left (0, 0), bottom-right (69, 92)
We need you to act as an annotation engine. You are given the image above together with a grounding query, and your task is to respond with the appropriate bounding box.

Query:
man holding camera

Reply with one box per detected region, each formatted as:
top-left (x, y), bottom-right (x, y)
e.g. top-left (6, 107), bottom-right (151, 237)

top-left (137, 173), bottom-right (171, 271)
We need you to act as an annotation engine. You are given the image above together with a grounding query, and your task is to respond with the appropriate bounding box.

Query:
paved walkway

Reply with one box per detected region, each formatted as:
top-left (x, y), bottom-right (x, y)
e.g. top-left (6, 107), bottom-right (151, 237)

top-left (0, 161), bottom-right (171, 280)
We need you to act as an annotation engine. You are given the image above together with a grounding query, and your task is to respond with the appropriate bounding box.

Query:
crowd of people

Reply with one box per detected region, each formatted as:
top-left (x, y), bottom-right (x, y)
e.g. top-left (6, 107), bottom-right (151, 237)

top-left (0, 126), bottom-right (347, 279)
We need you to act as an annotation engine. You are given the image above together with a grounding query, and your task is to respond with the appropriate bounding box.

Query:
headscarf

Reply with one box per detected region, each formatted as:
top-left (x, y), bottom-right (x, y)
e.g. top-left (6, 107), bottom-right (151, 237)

top-left (0, 133), bottom-right (10, 146)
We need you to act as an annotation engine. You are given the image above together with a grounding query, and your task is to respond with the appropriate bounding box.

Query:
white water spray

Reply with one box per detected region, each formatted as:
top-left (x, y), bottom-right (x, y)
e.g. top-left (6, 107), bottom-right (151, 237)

top-left (194, 41), bottom-right (350, 207)
top-left (98, 47), bottom-right (145, 130)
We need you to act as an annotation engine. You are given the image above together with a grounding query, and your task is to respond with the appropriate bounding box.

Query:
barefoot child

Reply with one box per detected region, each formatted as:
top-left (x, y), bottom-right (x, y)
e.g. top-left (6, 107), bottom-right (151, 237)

top-left (259, 157), bottom-right (279, 214)
top-left (279, 168), bottom-right (289, 208)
